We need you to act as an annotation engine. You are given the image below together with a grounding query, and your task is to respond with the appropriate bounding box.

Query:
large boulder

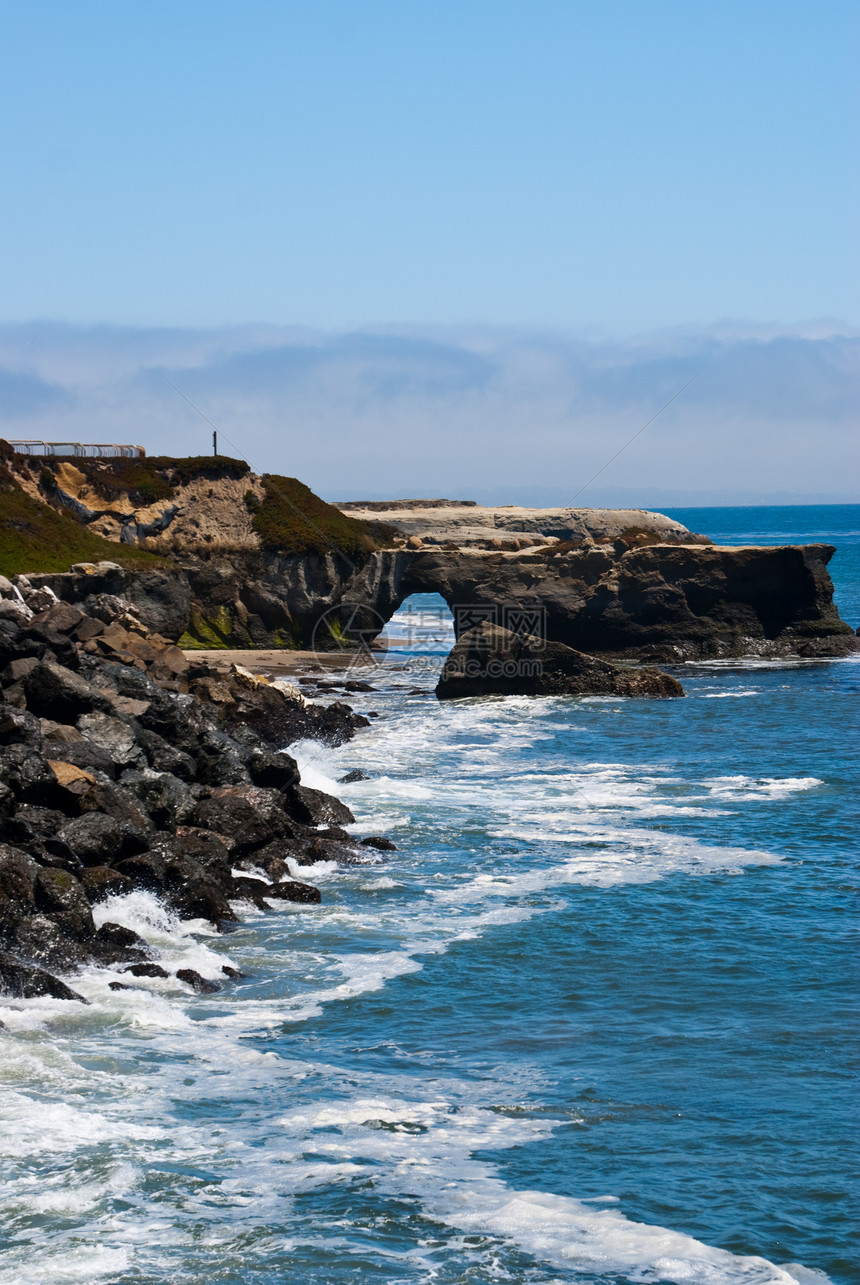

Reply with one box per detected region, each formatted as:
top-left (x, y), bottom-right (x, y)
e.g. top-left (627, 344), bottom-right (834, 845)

top-left (80, 865), bottom-right (135, 902)
top-left (56, 812), bottom-right (145, 866)
top-left (118, 768), bottom-right (195, 830)
top-left (436, 623), bottom-right (685, 700)
top-left (190, 784), bottom-right (301, 854)
top-left (24, 661), bottom-right (113, 722)
top-left (76, 711), bottom-right (145, 769)
top-left (0, 844), bottom-right (39, 933)
top-left (33, 867), bottom-right (95, 940)
top-left (266, 879), bottom-right (322, 904)
top-left (13, 914), bottom-right (91, 973)
top-left (0, 948), bottom-right (88, 1002)
top-left (116, 838), bottom-right (239, 928)
top-left (283, 784), bottom-right (355, 826)
top-left (0, 707), bottom-right (42, 747)
top-left (30, 603), bottom-right (85, 635)
top-left (41, 735), bottom-right (118, 779)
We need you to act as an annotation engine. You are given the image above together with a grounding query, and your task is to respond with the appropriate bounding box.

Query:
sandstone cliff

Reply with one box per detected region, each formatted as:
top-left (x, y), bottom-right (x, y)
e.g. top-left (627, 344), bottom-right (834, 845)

top-left (0, 445), bottom-right (855, 661)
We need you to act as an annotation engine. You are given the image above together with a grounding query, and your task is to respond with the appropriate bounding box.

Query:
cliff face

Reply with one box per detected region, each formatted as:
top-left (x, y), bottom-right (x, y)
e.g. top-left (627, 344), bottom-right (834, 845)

top-left (319, 541), bottom-right (857, 661)
top-left (53, 538), bottom-right (847, 663)
top-left (1, 446), bottom-right (855, 661)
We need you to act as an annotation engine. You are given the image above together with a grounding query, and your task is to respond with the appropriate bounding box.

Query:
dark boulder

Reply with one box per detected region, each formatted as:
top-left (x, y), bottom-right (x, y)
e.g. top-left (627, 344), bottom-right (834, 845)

top-left (148, 831), bottom-right (233, 887)
top-left (165, 869), bottom-right (239, 928)
top-left (33, 867), bottom-right (94, 940)
top-left (96, 921), bottom-right (150, 953)
top-left (76, 711), bottom-right (145, 770)
top-left (77, 779), bottom-right (154, 846)
top-left (0, 948), bottom-right (88, 1002)
top-left (81, 866), bottom-right (135, 902)
top-left (117, 838), bottom-right (239, 928)
top-left (171, 826), bottom-right (235, 869)
top-left (266, 879), bottom-right (322, 904)
top-left (361, 835), bottom-right (397, 851)
top-left (228, 875), bottom-right (272, 909)
top-left (17, 625), bottom-right (78, 669)
top-left (12, 804), bottom-right (66, 837)
top-left (176, 967), bottom-right (221, 993)
top-left (237, 839), bottom-right (312, 881)
top-left (0, 844), bottom-right (38, 931)
top-left (57, 812), bottom-right (143, 867)
top-left (244, 746), bottom-right (300, 791)
top-left (190, 784), bottom-right (300, 854)
top-left (13, 913), bottom-right (90, 972)
top-left (124, 962), bottom-right (168, 979)
top-left (134, 725), bottom-right (197, 781)
top-left (436, 623), bottom-right (685, 700)
top-left (24, 661), bottom-right (113, 722)
top-left (0, 745), bottom-right (72, 811)
top-left (1, 655), bottom-right (40, 686)
top-left (0, 813), bottom-right (39, 849)
top-left (283, 784), bottom-right (355, 827)
top-left (301, 837), bottom-right (370, 866)
top-left (0, 706), bottom-right (42, 747)
top-left (39, 836), bottom-right (85, 875)
top-left (113, 851), bottom-right (167, 892)
top-left (119, 768), bottom-right (194, 831)
top-left (41, 735), bottom-right (117, 779)
top-left (30, 603), bottom-right (85, 635)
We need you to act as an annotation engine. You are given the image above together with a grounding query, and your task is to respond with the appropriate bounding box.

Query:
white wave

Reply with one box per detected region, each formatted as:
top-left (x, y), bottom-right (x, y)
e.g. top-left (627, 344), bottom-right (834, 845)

top-left (275, 1090), bottom-right (824, 1285)
top-left (704, 776), bottom-right (822, 801)
top-left (0, 1245), bottom-right (131, 1285)
top-left (700, 690), bottom-right (760, 698)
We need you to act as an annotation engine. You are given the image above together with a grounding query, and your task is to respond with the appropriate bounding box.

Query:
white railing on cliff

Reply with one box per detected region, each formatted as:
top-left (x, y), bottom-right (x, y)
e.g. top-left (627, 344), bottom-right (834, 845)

top-left (6, 440), bottom-right (145, 459)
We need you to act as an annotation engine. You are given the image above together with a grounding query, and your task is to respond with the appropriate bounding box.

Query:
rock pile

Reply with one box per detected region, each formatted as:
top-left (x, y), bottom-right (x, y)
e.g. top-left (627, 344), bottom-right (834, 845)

top-left (0, 586), bottom-right (382, 1005)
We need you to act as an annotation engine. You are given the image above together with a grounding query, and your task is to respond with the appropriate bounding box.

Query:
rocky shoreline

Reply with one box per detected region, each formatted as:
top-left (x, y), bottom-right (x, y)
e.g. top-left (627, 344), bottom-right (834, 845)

top-left (1, 451), bottom-right (857, 1010)
top-left (0, 584), bottom-right (388, 1007)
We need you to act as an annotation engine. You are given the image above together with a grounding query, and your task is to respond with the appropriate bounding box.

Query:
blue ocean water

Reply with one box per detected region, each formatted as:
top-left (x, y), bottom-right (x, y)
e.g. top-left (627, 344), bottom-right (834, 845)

top-left (0, 507), bottom-right (857, 1284)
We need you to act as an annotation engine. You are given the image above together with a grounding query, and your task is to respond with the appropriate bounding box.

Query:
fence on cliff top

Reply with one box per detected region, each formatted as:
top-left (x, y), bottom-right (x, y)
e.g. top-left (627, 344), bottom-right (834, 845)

top-left (6, 440), bottom-right (145, 459)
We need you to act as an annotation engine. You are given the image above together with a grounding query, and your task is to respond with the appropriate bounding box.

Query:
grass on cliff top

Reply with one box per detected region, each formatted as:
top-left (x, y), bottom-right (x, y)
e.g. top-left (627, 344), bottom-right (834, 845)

top-left (253, 475), bottom-right (398, 560)
top-left (32, 454), bottom-right (249, 507)
top-left (0, 485), bottom-right (162, 576)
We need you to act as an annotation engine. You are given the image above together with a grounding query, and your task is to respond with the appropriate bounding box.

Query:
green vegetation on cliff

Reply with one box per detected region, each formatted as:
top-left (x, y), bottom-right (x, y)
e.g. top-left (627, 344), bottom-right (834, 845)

top-left (0, 438), bottom-right (162, 574)
top-left (0, 441), bottom-right (391, 575)
top-left (253, 475), bottom-right (396, 560)
top-left (0, 484), bottom-right (159, 576)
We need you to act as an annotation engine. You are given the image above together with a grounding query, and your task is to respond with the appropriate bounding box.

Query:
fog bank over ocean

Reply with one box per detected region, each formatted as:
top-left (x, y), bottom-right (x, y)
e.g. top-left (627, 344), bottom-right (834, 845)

top-left (0, 320), bottom-right (857, 506)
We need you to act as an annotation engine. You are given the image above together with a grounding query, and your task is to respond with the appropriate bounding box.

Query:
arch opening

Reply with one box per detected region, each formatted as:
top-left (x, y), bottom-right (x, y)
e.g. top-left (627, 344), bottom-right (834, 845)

top-left (382, 592), bottom-right (455, 662)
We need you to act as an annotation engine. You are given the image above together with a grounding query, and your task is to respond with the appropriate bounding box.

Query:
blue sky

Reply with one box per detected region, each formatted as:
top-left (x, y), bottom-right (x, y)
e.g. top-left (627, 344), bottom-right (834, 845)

top-left (1, 0), bottom-right (856, 331)
top-left (0, 2), bottom-right (857, 500)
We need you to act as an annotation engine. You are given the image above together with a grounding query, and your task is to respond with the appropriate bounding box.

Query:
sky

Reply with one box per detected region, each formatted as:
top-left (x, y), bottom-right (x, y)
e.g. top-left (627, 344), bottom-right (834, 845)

top-left (0, 1), bottom-right (857, 502)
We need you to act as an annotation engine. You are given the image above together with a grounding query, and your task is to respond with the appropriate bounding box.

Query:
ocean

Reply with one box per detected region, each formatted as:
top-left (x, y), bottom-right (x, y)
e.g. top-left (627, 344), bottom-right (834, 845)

top-left (1, 505), bottom-right (857, 1284)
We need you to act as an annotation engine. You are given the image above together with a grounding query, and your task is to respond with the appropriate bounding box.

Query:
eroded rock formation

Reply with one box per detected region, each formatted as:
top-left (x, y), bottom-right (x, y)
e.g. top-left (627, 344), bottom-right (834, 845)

top-left (1, 442), bottom-right (854, 662)
top-left (435, 622), bottom-right (685, 699)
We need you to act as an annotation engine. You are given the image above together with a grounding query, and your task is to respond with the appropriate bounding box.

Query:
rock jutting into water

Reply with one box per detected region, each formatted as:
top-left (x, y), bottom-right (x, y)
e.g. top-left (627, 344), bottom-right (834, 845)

top-left (435, 622), bottom-right (685, 700)
top-left (0, 441), bottom-right (853, 660)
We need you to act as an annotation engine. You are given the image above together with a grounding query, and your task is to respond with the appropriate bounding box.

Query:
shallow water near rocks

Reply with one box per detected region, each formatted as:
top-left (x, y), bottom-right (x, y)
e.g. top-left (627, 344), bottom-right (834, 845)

top-left (0, 505), bottom-right (857, 1284)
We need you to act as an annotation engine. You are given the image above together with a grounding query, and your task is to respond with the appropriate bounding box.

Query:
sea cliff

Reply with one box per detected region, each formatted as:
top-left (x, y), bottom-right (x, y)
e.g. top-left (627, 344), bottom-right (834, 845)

top-left (0, 446), bottom-right (854, 661)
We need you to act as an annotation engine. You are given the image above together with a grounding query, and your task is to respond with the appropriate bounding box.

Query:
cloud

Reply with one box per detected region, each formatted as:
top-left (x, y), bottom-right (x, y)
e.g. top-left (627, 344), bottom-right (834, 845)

top-left (0, 366), bottom-right (72, 417)
top-left (0, 321), bottom-right (856, 504)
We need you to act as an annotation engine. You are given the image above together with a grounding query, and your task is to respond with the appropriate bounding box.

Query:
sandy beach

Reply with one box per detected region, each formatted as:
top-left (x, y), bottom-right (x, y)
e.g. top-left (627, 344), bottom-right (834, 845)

top-left (182, 647), bottom-right (377, 678)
